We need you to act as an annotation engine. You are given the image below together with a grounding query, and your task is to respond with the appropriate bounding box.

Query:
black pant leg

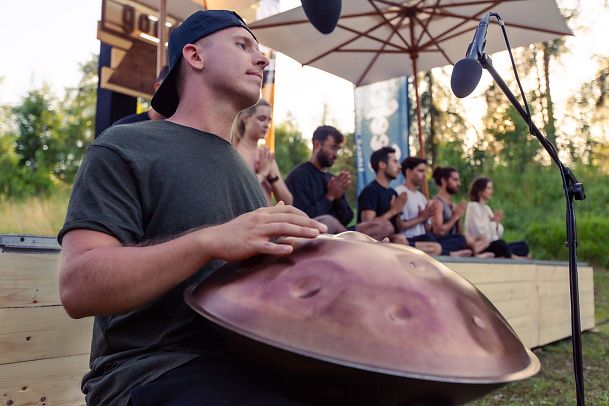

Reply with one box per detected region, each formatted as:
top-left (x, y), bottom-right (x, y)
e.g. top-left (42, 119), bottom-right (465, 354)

top-left (483, 239), bottom-right (512, 258)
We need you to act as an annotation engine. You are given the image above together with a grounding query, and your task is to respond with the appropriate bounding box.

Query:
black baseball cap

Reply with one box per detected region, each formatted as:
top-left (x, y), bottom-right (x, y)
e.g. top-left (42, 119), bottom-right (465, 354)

top-left (151, 10), bottom-right (257, 118)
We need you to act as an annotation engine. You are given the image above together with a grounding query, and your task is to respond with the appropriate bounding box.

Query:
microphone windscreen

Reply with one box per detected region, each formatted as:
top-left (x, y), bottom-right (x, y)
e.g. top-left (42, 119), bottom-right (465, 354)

top-left (450, 58), bottom-right (483, 98)
top-left (301, 0), bottom-right (342, 34)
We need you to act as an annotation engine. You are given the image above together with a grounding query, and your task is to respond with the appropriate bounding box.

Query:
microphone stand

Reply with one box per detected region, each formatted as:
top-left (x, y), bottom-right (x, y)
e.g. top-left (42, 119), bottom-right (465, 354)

top-left (478, 54), bottom-right (587, 406)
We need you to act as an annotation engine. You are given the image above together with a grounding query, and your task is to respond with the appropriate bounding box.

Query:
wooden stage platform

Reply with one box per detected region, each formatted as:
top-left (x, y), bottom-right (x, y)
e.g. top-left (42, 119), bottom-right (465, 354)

top-left (0, 248), bottom-right (595, 405)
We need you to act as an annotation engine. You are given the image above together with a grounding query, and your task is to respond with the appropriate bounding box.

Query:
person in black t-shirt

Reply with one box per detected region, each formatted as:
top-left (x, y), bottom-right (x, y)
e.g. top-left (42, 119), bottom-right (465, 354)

top-left (358, 147), bottom-right (441, 255)
top-left (286, 126), bottom-right (393, 240)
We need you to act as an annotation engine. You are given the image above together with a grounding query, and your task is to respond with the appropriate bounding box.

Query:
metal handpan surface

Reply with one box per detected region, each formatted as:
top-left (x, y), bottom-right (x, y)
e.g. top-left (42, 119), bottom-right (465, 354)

top-left (185, 232), bottom-right (539, 403)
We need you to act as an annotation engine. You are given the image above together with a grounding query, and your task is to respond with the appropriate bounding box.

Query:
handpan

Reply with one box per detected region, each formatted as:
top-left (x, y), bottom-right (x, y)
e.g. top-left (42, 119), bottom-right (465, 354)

top-left (184, 232), bottom-right (540, 405)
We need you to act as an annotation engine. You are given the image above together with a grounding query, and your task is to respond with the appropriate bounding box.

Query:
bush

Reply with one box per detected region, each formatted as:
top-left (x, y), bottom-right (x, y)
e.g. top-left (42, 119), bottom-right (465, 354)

top-left (526, 215), bottom-right (609, 268)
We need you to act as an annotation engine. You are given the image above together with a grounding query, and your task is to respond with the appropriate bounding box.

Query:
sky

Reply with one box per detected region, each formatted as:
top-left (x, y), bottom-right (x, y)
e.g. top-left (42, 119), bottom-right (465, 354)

top-left (0, 1), bottom-right (608, 141)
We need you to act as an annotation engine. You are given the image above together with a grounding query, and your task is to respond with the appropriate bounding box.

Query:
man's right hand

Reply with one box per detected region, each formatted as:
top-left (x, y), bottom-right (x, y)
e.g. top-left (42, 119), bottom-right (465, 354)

top-left (418, 201), bottom-right (438, 221)
top-left (390, 192), bottom-right (408, 216)
top-left (326, 172), bottom-right (350, 201)
top-left (452, 201), bottom-right (467, 218)
top-left (204, 202), bottom-right (328, 261)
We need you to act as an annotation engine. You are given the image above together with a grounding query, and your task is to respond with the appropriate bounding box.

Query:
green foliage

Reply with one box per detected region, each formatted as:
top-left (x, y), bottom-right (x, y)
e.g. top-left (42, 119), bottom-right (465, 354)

top-left (273, 119), bottom-right (310, 177)
top-left (526, 216), bottom-right (609, 268)
top-left (0, 54), bottom-right (97, 200)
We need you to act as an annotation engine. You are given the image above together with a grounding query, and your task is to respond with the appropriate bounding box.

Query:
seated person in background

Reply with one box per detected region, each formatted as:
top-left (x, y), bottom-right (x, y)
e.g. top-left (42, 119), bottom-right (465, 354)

top-left (395, 157), bottom-right (464, 256)
top-left (232, 99), bottom-right (293, 205)
top-left (357, 148), bottom-right (440, 255)
top-left (431, 166), bottom-right (491, 257)
top-left (286, 126), bottom-right (392, 240)
top-left (113, 65), bottom-right (169, 125)
top-left (465, 176), bottom-right (530, 259)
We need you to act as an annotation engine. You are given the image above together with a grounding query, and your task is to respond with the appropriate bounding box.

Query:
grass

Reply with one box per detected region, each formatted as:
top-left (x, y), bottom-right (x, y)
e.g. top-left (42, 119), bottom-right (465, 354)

top-left (471, 267), bottom-right (609, 405)
top-left (0, 187), bottom-right (70, 236)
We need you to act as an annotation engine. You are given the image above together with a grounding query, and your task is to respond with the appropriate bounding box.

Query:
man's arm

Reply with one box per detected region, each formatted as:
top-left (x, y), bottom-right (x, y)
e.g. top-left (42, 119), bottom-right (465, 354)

top-left (332, 196), bottom-right (354, 226)
top-left (287, 170), bottom-right (333, 218)
top-left (430, 200), bottom-right (463, 236)
top-left (59, 203), bottom-right (326, 319)
top-left (398, 201), bottom-right (437, 232)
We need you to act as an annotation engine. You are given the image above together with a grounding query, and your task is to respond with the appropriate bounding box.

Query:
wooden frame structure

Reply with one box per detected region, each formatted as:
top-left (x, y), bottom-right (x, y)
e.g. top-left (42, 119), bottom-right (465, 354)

top-left (0, 248), bottom-right (595, 405)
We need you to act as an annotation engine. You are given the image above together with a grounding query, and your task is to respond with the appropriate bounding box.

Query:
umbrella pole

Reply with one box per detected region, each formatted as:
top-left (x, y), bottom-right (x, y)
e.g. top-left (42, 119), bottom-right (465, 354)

top-left (157, 0), bottom-right (167, 76)
top-left (410, 54), bottom-right (429, 197)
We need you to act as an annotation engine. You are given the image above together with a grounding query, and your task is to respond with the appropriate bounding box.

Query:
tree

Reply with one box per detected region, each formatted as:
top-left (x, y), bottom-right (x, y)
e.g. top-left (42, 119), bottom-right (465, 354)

top-left (482, 82), bottom-right (541, 171)
top-left (417, 70), bottom-right (468, 167)
top-left (56, 54), bottom-right (98, 182)
top-left (273, 115), bottom-right (310, 178)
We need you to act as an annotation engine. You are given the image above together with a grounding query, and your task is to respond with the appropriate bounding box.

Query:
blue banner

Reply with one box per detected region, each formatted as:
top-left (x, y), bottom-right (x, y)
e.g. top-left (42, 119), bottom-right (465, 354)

top-left (354, 77), bottom-right (410, 197)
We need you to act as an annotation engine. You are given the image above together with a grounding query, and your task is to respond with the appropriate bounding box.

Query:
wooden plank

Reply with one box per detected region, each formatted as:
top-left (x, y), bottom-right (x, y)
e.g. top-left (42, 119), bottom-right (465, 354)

top-left (0, 306), bottom-right (87, 335)
top-left (0, 308), bottom-right (92, 364)
top-left (536, 265), bottom-right (593, 282)
top-left (538, 280), bottom-right (594, 297)
top-left (473, 281), bottom-right (537, 303)
top-left (539, 307), bottom-right (596, 329)
top-left (492, 297), bottom-right (538, 319)
top-left (0, 354), bottom-right (88, 406)
top-left (0, 254), bottom-right (61, 307)
top-left (538, 317), bottom-right (596, 346)
top-left (537, 293), bottom-right (595, 314)
top-left (503, 314), bottom-right (538, 349)
top-left (450, 263), bottom-right (536, 284)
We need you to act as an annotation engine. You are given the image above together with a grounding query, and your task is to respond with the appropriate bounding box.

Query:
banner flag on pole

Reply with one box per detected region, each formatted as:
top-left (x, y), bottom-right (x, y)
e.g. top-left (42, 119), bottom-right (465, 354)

top-left (354, 77), bottom-right (410, 197)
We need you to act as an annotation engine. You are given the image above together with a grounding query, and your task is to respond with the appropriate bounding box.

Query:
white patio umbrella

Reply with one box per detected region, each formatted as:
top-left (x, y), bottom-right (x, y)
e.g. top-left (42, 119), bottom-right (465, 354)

top-left (250, 0), bottom-right (572, 159)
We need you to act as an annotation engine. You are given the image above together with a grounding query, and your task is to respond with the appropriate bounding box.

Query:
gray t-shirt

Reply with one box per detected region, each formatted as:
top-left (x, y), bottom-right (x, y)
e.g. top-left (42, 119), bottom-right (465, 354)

top-left (58, 120), bottom-right (267, 405)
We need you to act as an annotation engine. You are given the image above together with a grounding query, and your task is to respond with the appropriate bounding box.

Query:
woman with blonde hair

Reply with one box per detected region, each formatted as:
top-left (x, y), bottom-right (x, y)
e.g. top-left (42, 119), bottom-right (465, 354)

top-left (232, 100), bottom-right (292, 205)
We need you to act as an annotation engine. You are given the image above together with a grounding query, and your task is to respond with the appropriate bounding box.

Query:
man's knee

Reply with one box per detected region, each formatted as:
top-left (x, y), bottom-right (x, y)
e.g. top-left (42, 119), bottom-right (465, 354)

top-left (355, 219), bottom-right (393, 241)
top-left (314, 215), bottom-right (347, 234)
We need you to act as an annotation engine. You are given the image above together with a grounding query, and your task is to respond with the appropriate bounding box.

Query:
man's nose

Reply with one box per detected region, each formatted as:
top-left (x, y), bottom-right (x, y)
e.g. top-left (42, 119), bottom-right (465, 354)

top-left (256, 50), bottom-right (270, 69)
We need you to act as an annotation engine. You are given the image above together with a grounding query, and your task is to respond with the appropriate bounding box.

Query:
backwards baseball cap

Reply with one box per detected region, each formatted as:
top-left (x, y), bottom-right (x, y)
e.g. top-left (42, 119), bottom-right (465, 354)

top-left (151, 10), bottom-right (257, 118)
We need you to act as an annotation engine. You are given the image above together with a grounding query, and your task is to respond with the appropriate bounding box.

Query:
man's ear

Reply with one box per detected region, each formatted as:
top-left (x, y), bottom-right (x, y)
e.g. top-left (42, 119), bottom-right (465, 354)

top-left (182, 44), bottom-right (205, 71)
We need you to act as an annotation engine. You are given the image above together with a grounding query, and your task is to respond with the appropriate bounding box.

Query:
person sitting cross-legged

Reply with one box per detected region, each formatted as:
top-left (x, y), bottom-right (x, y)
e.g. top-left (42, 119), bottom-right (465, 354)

top-left (286, 126), bottom-right (393, 240)
top-left (430, 166), bottom-right (492, 257)
top-left (357, 148), bottom-right (441, 255)
top-left (395, 157), bottom-right (468, 256)
top-left (465, 176), bottom-right (530, 259)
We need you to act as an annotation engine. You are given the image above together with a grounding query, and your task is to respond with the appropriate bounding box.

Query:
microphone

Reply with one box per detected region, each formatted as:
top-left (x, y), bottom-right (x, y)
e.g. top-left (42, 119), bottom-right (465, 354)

top-left (450, 13), bottom-right (491, 98)
top-left (301, 0), bottom-right (342, 34)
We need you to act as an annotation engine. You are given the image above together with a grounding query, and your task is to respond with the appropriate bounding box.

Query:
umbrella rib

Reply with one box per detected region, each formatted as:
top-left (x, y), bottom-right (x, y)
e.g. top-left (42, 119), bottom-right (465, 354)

top-left (427, 8), bottom-right (571, 46)
top-left (501, 21), bottom-right (572, 37)
top-left (303, 16), bottom-right (404, 66)
top-left (337, 24), bottom-right (410, 52)
top-left (251, 9), bottom-right (402, 29)
top-left (413, 14), bottom-right (454, 66)
top-left (416, 3), bottom-right (497, 49)
top-left (369, 0), bottom-right (412, 48)
top-left (418, 0), bottom-right (524, 8)
top-left (416, 0), bottom-right (442, 46)
top-left (355, 11), bottom-right (410, 86)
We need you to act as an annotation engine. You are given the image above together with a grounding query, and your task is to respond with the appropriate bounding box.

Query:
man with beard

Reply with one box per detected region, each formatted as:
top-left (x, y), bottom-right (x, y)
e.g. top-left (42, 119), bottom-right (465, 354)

top-left (286, 126), bottom-right (392, 239)
top-left (356, 147), bottom-right (412, 244)
top-left (286, 126), bottom-right (354, 232)
top-left (58, 10), bottom-right (326, 405)
top-left (431, 166), bottom-right (491, 256)
top-left (395, 157), bottom-right (468, 256)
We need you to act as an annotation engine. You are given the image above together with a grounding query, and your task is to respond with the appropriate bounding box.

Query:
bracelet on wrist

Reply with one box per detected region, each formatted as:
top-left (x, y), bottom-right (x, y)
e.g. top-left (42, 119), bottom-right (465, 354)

top-left (266, 175), bottom-right (279, 184)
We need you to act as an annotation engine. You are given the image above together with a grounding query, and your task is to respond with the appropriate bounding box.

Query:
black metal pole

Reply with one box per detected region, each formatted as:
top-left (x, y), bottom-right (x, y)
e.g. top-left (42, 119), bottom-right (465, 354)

top-left (479, 55), bottom-right (586, 406)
